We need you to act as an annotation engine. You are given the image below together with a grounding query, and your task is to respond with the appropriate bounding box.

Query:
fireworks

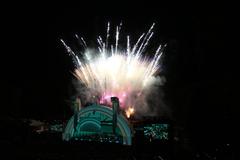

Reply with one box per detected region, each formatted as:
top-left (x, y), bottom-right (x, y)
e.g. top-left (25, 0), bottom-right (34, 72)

top-left (61, 23), bottom-right (165, 116)
top-left (126, 107), bottom-right (135, 118)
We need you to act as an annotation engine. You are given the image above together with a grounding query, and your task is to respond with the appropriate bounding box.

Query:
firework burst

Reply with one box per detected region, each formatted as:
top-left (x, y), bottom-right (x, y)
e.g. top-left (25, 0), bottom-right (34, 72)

top-left (61, 23), bottom-right (165, 116)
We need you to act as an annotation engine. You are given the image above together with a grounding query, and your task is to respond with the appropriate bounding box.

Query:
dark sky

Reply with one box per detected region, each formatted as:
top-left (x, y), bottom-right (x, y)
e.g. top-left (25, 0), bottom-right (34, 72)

top-left (2, 6), bottom-right (237, 146)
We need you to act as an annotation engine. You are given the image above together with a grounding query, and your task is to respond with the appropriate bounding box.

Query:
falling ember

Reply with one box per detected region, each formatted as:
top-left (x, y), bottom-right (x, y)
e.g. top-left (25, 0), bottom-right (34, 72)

top-left (126, 107), bottom-right (135, 118)
top-left (61, 22), bottom-right (166, 112)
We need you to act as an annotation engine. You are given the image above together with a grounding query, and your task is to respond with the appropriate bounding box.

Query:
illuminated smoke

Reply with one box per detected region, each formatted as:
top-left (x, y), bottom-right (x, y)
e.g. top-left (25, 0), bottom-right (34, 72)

top-left (61, 23), bottom-right (167, 116)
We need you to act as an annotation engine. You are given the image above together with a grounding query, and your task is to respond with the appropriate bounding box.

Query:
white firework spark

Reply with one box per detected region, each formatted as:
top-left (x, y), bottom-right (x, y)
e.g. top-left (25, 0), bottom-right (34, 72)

top-left (61, 23), bottom-right (166, 114)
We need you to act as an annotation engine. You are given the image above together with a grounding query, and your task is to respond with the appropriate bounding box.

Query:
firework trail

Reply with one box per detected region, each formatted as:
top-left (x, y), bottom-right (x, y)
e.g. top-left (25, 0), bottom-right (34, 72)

top-left (61, 23), bottom-right (166, 117)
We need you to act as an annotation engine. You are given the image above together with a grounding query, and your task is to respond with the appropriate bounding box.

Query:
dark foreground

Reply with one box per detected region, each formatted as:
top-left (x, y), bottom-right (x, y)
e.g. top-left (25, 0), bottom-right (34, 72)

top-left (2, 140), bottom-right (235, 160)
top-left (2, 142), bottom-right (180, 160)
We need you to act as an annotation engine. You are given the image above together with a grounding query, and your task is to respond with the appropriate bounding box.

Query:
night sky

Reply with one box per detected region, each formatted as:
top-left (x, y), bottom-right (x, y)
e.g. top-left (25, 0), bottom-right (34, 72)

top-left (2, 6), bottom-right (237, 150)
